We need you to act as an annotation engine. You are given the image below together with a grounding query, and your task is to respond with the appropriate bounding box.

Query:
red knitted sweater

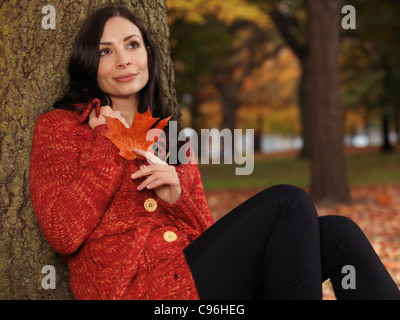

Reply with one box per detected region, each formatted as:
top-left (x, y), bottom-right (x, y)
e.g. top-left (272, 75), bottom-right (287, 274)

top-left (29, 100), bottom-right (215, 299)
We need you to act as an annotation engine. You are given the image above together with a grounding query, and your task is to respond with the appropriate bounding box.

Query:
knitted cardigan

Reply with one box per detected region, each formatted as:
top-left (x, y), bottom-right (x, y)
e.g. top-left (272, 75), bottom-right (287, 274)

top-left (29, 100), bottom-right (215, 300)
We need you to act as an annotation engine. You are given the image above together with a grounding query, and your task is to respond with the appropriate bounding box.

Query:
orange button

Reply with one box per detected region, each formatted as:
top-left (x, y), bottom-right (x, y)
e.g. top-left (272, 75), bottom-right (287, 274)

top-left (163, 231), bottom-right (177, 242)
top-left (144, 198), bottom-right (157, 212)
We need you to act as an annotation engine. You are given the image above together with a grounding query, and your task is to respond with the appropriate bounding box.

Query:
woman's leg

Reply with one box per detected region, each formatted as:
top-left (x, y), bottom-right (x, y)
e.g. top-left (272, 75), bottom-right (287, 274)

top-left (184, 184), bottom-right (324, 299)
top-left (319, 215), bottom-right (400, 300)
top-left (184, 184), bottom-right (400, 300)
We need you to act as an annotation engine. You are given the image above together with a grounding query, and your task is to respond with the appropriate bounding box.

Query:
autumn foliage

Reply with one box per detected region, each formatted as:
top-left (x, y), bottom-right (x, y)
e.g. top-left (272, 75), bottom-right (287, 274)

top-left (103, 108), bottom-right (171, 160)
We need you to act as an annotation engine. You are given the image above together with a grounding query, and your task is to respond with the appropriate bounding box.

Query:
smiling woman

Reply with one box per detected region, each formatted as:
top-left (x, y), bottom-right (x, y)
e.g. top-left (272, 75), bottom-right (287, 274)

top-left (53, 5), bottom-right (176, 134)
top-left (29, 5), bottom-right (400, 301)
top-left (97, 17), bottom-right (149, 126)
top-left (30, 5), bottom-right (208, 300)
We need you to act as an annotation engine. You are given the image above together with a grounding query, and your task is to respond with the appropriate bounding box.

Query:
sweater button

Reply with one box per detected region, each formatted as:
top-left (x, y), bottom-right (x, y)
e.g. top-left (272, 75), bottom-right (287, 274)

top-left (144, 198), bottom-right (157, 212)
top-left (163, 231), bottom-right (177, 242)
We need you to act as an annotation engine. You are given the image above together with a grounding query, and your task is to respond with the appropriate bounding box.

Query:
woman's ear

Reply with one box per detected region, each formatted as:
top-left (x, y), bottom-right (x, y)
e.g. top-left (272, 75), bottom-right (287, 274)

top-left (147, 46), bottom-right (151, 54)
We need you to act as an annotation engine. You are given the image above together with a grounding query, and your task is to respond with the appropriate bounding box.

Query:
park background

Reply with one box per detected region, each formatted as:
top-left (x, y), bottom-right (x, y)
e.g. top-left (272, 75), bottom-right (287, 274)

top-left (167, 0), bottom-right (400, 299)
top-left (0, 0), bottom-right (399, 300)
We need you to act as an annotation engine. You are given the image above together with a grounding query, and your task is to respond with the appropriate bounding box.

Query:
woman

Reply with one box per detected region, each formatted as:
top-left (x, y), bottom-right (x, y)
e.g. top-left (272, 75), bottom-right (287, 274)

top-left (29, 5), bottom-right (400, 300)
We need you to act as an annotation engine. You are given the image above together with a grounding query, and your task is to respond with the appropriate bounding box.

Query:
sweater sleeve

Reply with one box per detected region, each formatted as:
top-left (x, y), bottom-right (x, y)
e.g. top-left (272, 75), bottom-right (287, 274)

top-left (29, 111), bottom-right (126, 255)
top-left (157, 163), bottom-right (214, 233)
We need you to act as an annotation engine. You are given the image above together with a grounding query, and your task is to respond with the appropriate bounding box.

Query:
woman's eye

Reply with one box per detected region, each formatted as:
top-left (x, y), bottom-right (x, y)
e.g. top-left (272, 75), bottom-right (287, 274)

top-left (99, 48), bottom-right (111, 56)
top-left (128, 41), bottom-right (140, 49)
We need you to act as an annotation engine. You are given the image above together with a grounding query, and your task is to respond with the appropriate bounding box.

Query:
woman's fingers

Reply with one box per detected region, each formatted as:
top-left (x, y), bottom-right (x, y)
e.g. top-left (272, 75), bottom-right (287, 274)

top-left (130, 161), bottom-right (182, 204)
top-left (133, 148), bottom-right (166, 165)
top-left (131, 164), bottom-right (178, 189)
top-left (131, 164), bottom-right (170, 179)
top-left (136, 172), bottom-right (165, 190)
top-left (99, 106), bottom-right (130, 128)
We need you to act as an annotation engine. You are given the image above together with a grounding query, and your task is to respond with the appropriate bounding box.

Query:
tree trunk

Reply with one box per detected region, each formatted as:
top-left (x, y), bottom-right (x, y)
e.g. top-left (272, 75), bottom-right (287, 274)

top-left (306, 0), bottom-right (351, 204)
top-left (396, 107), bottom-right (400, 145)
top-left (268, 8), bottom-right (310, 158)
top-left (379, 57), bottom-right (393, 152)
top-left (381, 110), bottom-right (393, 152)
top-left (220, 85), bottom-right (240, 132)
top-left (298, 67), bottom-right (311, 158)
top-left (218, 84), bottom-right (240, 160)
top-left (0, 0), bottom-right (177, 300)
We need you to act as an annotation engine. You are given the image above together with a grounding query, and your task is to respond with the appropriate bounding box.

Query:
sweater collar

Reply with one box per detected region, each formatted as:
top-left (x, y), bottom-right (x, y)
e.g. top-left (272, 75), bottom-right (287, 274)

top-left (74, 99), bottom-right (101, 123)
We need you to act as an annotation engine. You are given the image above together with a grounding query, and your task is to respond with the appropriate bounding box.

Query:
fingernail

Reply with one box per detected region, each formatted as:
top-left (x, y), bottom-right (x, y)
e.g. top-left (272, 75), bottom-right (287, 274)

top-left (131, 173), bottom-right (137, 178)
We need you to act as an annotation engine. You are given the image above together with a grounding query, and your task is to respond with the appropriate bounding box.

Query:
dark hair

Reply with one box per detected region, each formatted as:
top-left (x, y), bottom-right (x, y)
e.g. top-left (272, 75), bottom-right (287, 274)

top-left (54, 5), bottom-right (184, 162)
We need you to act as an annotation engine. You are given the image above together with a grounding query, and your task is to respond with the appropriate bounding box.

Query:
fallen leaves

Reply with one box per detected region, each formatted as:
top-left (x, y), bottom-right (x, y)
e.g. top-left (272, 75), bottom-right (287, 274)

top-left (316, 184), bottom-right (400, 299)
top-left (377, 192), bottom-right (392, 206)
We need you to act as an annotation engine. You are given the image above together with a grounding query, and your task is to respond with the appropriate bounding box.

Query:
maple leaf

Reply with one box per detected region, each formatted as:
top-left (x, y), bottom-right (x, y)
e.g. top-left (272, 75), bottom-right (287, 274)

top-left (103, 108), bottom-right (171, 160)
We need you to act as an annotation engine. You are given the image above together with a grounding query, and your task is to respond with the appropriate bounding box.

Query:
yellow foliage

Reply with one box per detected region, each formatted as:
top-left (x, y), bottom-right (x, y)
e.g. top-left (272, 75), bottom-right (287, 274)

top-left (344, 107), bottom-right (378, 135)
top-left (236, 48), bottom-right (301, 135)
top-left (167, 0), bottom-right (272, 28)
top-left (237, 104), bottom-right (301, 137)
top-left (262, 105), bottom-right (301, 136)
top-left (168, 1), bottom-right (301, 135)
top-left (241, 48), bottom-right (300, 107)
top-left (180, 107), bottom-right (192, 128)
top-left (196, 100), bottom-right (222, 129)
top-left (182, 47), bottom-right (302, 134)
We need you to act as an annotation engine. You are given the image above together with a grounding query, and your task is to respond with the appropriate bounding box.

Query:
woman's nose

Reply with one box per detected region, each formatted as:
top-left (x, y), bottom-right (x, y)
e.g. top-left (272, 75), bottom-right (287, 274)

top-left (116, 50), bottom-right (131, 68)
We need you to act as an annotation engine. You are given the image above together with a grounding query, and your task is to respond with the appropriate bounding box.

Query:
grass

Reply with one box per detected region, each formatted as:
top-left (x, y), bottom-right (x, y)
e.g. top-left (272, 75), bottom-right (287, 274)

top-left (198, 148), bottom-right (400, 191)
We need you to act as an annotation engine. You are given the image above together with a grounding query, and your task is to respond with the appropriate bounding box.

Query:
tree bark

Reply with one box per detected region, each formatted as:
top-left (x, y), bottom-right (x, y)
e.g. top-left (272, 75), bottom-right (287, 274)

top-left (306, 0), bottom-right (351, 204)
top-left (379, 56), bottom-right (394, 152)
top-left (0, 0), bottom-right (177, 300)
top-left (396, 107), bottom-right (400, 145)
top-left (381, 110), bottom-right (393, 152)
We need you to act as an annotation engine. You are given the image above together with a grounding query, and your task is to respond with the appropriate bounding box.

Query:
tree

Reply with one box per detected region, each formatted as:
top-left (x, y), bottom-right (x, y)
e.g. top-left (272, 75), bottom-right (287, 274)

top-left (168, 0), bottom-right (283, 157)
top-left (306, 0), bottom-right (351, 204)
top-left (266, 0), bottom-right (310, 158)
top-left (0, 0), bottom-right (177, 299)
top-left (355, 0), bottom-right (400, 152)
top-left (341, 0), bottom-right (400, 152)
top-left (211, 22), bottom-right (281, 135)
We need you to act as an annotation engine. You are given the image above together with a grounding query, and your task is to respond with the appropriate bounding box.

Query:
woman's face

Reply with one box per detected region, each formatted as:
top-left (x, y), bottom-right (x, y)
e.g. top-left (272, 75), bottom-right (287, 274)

top-left (97, 16), bottom-right (149, 102)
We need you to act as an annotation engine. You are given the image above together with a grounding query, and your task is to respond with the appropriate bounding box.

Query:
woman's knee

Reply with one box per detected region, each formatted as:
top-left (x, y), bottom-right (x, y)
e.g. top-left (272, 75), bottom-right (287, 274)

top-left (319, 215), bottom-right (361, 239)
top-left (261, 184), bottom-right (318, 221)
top-left (319, 215), bottom-right (368, 256)
top-left (267, 184), bottom-right (316, 210)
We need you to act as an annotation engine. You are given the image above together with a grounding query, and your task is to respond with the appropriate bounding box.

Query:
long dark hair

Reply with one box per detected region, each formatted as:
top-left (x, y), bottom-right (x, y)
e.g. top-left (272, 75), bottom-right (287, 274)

top-left (54, 5), bottom-right (184, 162)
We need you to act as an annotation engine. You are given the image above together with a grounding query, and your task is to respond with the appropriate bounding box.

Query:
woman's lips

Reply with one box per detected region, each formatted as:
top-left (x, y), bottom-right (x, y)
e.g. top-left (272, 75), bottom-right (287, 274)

top-left (113, 73), bottom-right (138, 82)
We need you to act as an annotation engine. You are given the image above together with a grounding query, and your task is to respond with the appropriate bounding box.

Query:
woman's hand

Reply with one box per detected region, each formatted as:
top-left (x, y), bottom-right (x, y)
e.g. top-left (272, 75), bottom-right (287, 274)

top-left (131, 148), bottom-right (182, 204)
top-left (89, 105), bottom-right (129, 129)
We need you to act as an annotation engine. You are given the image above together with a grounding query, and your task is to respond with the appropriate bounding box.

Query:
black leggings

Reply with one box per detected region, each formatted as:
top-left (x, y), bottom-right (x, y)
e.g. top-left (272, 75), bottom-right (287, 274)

top-left (184, 185), bottom-right (400, 300)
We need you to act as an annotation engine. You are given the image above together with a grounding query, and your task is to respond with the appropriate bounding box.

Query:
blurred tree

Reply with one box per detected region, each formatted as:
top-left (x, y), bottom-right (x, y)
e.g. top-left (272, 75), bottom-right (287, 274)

top-left (264, 0), bottom-right (310, 158)
top-left (168, 0), bottom-right (282, 154)
top-left (169, 0), bottom-right (351, 204)
top-left (250, 0), bottom-right (351, 203)
top-left (306, 0), bottom-right (351, 204)
top-left (255, 0), bottom-right (400, 153)
top-left (238, 48), bottom-right (301, 138)
top-left (343, 0), bottom-right (400, 151)
top-left (340, 37), bottom-right (383, 141)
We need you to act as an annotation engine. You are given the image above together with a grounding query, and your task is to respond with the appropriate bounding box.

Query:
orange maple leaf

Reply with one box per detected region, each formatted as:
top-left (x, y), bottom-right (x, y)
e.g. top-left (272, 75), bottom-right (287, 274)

top-left (103, 108), bottom-right (171, 160)
top-left (376, 193), bottom-right (391, 206)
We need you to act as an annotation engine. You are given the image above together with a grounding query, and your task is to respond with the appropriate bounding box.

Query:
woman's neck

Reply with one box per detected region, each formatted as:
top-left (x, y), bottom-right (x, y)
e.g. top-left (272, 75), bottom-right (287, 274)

top-left (110, 95), bottom-right (138, 127)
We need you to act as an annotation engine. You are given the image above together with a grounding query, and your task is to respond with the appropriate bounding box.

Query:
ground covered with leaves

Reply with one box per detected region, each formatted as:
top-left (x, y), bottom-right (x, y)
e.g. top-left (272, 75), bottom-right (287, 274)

top-left (205, 183), bottom-right (400, 300)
